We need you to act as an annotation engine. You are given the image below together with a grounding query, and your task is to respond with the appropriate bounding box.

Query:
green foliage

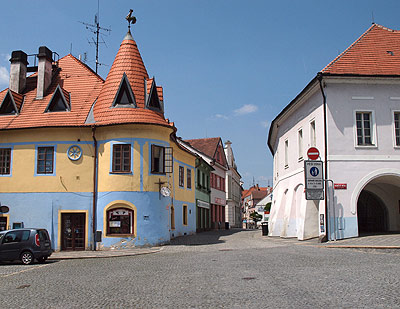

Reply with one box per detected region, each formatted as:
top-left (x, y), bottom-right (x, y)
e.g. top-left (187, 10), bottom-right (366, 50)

top-left (264, 202), bottom-right (271, 212)
top-left (250, 211), bottom-right (262, 223)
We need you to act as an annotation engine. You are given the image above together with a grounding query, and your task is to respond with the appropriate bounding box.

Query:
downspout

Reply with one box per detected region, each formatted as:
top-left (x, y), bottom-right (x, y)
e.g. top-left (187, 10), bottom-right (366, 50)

top-left (92, 126), bottom-right (98, 250)
top-left (318, 73), bottom-right (329, 242)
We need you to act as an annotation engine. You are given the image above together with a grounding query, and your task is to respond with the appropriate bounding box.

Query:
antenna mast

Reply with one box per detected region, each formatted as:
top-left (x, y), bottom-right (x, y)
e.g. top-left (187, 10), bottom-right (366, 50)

top-left (79, 0), bottom-right (111, 74)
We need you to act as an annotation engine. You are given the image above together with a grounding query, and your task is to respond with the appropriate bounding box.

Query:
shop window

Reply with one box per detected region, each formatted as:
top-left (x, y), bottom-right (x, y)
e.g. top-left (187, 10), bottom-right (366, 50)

top-left (112, 144), bottom-right (131, 173)
top-left (0, 148), bottom-right (11, 175)
top-left (107, 208), bottom-right (134, 235)
top-left (37, 146), bottom-right (54, 174)
top-left (183, 205), bottom-right (188, 226)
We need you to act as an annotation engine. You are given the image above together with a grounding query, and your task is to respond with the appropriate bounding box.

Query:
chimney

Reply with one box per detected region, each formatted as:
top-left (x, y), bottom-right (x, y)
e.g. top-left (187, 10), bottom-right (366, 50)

top-left (9, 50), bottom-right (28, 93)
top-left (36, 46), bottom-right (53, 99)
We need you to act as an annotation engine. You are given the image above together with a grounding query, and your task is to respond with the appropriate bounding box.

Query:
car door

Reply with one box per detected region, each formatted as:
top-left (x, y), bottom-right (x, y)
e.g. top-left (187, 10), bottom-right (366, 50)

top-left (0, 231), bottom-right (24, 261)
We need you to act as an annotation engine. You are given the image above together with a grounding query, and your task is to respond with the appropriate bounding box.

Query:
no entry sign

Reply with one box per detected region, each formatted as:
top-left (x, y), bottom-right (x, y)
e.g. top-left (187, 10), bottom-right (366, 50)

top-left (307, 147), bottom-right (320, 160)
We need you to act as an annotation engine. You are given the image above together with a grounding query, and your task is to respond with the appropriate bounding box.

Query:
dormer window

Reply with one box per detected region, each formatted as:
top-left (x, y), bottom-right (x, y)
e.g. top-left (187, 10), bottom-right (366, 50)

top-left (112, 73), bottom-right (136, 108)
top-left (146, 79), bottom-right (163, 113)
top-left (45, 85), bottom-right (70, 112)
top-left (0, 90), bottom-right (19, 115)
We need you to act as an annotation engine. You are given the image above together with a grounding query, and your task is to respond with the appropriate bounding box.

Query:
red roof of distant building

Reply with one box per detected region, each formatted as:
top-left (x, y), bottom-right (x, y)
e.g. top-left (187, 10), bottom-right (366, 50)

top-left (185, 137), bottom-right (221, 158)
top-left (322, 24), bottom-right (400, 76)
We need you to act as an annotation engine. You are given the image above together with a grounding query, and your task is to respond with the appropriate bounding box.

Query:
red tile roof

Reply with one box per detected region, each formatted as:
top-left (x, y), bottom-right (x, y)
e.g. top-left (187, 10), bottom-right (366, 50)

top-left (0, 54), bottom-right (103, 130)
top-left (92, 31), bottom-right (171, 128)
top-left (322, 24), bottom-right (400, 75)
top-left (184, 137), bottom-right (221, 159)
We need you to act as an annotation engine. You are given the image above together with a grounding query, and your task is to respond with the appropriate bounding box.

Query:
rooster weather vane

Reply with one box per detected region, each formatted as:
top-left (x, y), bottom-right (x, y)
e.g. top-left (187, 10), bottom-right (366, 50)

top-left (126, 9), bottom-right (136, 30)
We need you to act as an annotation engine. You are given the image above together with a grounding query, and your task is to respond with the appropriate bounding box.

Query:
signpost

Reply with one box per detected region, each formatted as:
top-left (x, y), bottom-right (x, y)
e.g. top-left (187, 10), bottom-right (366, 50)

top-left (305, 147), bottom-right (324, 200)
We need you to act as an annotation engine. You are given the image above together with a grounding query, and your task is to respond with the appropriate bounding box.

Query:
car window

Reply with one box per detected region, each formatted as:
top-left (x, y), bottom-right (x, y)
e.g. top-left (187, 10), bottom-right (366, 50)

top-left (0, 233), bottom-right (4, 242)
top-left (3, 231), bottom-right (22, 243)
top-left (38, 230), bottom-right (49, 241)
top-left (21, 230), bottom-right (30, 241)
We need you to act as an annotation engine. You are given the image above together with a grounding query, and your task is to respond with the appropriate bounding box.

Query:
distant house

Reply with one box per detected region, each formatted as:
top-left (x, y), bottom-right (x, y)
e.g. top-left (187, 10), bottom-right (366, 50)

top-left (183, 137), bottom-right (228, 229)
top-left (256, 193), bottom-right (272, 223)
top-left (0, 17), bottom-right (196, 250)
top-left (224, 140), bottom-right (242, 228)
top-left (241, 185), bottom-right (271, 228)
top-left (268, 24), bottom-right (400, 241)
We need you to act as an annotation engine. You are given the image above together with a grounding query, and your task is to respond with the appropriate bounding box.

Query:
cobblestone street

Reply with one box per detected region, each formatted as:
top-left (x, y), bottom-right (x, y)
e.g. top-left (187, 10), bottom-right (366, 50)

top-left (1, 229), bottom-right (400, 308)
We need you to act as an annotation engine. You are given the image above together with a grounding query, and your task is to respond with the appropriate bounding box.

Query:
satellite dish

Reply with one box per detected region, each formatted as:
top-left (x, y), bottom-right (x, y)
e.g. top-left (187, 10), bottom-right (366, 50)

top-left (0, 206), bottom-right (9, 213)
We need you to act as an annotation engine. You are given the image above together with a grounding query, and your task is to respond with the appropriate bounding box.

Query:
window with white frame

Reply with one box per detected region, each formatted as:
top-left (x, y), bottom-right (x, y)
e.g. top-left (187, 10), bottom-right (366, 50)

top-left (310, 120), bottom-right (316, 146)
top-left (298, 129), bottom-right (303, 160)
top-left (356, 112), bottom-right (373, 146)
top-left (394, 112), bottom-right (400, 146)
top-left (284, 139), bottom-right (289, 167)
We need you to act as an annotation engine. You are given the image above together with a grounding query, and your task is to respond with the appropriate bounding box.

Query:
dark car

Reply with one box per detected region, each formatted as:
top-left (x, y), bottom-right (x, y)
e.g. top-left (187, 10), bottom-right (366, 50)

top-left (0, 228), bottom-right (53, 265)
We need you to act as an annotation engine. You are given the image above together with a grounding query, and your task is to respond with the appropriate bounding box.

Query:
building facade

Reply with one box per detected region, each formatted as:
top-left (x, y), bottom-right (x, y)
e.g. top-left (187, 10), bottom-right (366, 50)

top-left (224, 141), bottom-right (242, 228)
top-left (194, 157), bottom-right (213, 232)
top-left (0, 17), bottom-right (196, 250)
top-left (268, 24), bottom-right (400, 241)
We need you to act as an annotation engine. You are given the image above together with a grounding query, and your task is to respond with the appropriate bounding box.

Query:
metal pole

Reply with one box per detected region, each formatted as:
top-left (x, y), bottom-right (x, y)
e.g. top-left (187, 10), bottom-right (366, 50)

top-left (324, 179), bottom-right (336, 241)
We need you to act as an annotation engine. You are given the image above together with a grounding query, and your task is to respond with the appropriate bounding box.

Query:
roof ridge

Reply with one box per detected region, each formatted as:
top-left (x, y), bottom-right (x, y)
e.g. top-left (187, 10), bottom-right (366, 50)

top-left (321, 24), bottom-right (377, 73)
top-left (373, 23), bottom-right (400, 32)
top-left (65, 54), bottom-right (105, 83)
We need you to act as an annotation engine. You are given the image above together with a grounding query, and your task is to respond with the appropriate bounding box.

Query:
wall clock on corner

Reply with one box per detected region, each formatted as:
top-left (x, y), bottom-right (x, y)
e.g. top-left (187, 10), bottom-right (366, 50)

top-left (67, 145), bottom-right (82, 161)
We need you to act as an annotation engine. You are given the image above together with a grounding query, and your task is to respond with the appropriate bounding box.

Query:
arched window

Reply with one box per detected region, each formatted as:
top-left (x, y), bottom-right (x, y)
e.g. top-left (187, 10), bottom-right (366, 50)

top-left (107, 208), bottom-right (134, 235)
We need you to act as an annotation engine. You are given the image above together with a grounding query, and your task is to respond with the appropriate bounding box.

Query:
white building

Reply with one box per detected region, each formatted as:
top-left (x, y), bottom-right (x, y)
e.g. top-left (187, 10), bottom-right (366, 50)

top-left (224, 141), bottom-right (242, 228)
top-left (268, 24), bottom-right (400, 241)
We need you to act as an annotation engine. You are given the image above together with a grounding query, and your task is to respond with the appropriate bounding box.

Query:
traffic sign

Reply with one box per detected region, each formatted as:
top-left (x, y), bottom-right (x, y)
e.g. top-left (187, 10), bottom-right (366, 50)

top-left (304, 161), bottom-right (323, 189)
top-left (307, 147), bottom-right (320, 160)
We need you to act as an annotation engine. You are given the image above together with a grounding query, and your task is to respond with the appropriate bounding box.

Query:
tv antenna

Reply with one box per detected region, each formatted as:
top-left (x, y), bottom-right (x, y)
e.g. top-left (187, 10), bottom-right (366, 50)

top-left (79, 0), bottom-right (111, 74)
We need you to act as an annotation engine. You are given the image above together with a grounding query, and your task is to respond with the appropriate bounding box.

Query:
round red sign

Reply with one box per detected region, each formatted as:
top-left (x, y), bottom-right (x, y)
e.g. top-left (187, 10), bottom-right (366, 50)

top-left (307, 147), bottom-right (320, 160)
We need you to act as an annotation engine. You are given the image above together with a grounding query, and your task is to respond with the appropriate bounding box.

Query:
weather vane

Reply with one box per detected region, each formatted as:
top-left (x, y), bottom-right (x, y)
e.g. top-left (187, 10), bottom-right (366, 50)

top-left (126, 9), bottom-right (136, 30)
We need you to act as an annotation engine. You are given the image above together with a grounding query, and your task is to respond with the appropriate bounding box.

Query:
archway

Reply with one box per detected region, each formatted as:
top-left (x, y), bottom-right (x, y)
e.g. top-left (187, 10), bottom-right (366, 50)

top-left (357, 190), bottom-right (386, 234)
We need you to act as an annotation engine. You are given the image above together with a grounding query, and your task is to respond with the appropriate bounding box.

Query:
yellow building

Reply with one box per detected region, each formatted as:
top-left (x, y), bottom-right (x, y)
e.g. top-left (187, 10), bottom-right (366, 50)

top-left (0, 17), bottom-right (195, 250)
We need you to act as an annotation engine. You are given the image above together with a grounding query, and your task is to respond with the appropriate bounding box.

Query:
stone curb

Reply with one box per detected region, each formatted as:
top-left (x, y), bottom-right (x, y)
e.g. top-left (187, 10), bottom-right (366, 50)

top-left (318, 245), bottom-right (400, 249)
top-left (48, 247), bottom-right (163, 260)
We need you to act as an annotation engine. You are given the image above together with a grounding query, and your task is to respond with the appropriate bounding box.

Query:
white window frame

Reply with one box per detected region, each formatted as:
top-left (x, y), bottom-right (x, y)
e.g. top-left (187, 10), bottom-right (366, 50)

top-left (353, 110), bottom-right (377, 148)
top-left (284, 139), bottom-right (289, 168)
top-left (309, 119), bottom-right (316, 147)
top-left (393, 110), bottom-right (400, 148)
top-left (297, 128), bottom-right (303, 161)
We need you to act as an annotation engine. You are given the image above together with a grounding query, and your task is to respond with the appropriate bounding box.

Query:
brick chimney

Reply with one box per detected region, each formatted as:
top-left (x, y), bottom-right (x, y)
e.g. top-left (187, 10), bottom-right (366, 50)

top-left (36, 46), bottom-right (53, 99)
top-left (9, 50), bottom-right (28, 94)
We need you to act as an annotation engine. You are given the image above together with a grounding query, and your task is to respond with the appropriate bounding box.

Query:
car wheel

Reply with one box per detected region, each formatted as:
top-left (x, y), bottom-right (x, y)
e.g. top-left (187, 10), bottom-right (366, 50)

top-left (37, 256), bottom-right (47, 263)
top-left (20, 251), bottom-right (34, 265)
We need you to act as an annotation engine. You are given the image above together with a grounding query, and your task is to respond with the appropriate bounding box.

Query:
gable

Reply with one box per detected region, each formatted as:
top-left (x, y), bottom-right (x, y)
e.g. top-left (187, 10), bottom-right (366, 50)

top-left (0, 90), bottom-right (19, 115)
top-left (214, 141), bottom-right (227, 167)
top-left (146, 78), bottom-right (163, 113)
top-left (112, 73), bottom-right (136, 107)
top-left (45, 85), bottom-right (70, 112)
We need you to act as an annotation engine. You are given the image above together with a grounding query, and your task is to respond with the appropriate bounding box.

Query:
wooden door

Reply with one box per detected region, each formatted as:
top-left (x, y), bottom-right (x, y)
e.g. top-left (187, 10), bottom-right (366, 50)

top-left (61, 213), bottom-right (85, 251)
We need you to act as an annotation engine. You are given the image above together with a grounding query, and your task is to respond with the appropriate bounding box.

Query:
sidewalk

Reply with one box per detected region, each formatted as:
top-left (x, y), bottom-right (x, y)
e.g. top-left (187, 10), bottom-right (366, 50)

top-left (320, 233), bottom-right (400, 249)
top-left (49, 246), bottom-right (163, 260)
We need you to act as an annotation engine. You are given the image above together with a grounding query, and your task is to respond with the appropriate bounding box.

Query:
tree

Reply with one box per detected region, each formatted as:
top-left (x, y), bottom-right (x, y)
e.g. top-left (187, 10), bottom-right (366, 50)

top-left (250, 211), bottom-right (262, 228)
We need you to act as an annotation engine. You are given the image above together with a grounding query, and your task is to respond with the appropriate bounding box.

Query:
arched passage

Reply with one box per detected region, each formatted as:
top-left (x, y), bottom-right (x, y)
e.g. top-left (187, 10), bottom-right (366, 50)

top-left (356, 174), bottom-right (400, 235)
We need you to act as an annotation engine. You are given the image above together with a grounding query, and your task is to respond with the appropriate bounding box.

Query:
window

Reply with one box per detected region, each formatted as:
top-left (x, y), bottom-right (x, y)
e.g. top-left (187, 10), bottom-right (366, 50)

top-left (187, 168), bottom-right (192, 189)
top-left (179, 166), bottom-right (184, 187)
top-left (197, 170), bottom-right (201, 188)
top-left (165, 147), bottom-right (173, 173)
top-left (37, 147), bottom-right (54, 174)
top-left (310, 120), bottom-right (316, 146)
top-left (45, 85), bottom-right (69, 112)
top-left (394, 112), bottom-right (400, 146)
top-left (112, 144), bottom-right (131, 173)
top-left (2, 230), bottom-right (29, 243)
top-left (206, 175), bottom-right (209, 190)
top-left (202, 173), bottom-right (205, 189)
top-left (284, 139), bottom-right (289, 167)
top-left (107, 208), bottom-right (133, 235)
top-left (112, 73), bottom-right (136, 107)
top-left (183, 205), bottom-right (188, 226)
top-left (151, 145), bottom-right (165, 174)
top-left (298, 129), bottom-right (303, 160)
top-left (356, 112), bottom-right (373, 145)
top-left (0, 148), bottom-right (11, 175)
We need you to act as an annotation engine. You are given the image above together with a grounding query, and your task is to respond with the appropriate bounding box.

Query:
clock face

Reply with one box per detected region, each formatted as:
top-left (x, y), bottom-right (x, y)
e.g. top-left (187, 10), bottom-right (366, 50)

top-left (160, 186), bottom-right (171, 197)
top-left (67, 145), bottom-right (82, 161)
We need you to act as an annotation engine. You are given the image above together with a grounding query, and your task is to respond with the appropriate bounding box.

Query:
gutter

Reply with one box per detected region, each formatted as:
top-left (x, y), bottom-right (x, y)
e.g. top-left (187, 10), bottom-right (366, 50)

top-left (91, 126), bottom-right (98, 250)
top-left (318, 73), bottom-right (329, 242)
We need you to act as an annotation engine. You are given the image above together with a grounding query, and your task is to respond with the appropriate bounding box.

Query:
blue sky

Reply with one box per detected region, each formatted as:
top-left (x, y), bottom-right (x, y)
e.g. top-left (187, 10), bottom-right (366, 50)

top-left (1, 1), bottom-right (399, 188)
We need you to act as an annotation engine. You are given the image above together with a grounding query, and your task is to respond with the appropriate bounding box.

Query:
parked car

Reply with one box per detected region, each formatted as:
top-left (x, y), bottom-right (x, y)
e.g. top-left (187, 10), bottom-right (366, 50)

top-left (0, 228), bottom-right (53, 265)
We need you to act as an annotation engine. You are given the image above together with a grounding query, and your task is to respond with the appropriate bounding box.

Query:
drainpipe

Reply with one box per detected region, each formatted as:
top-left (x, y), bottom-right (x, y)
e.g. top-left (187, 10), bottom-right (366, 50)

top-left (318, 73), bottom-right (329, 242)
top-left (92, 126), bottom-right (98, 250)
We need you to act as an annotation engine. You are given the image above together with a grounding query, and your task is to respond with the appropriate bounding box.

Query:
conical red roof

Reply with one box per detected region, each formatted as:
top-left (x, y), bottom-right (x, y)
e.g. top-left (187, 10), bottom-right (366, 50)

top-left (93, 31), bottom-right (170, 127)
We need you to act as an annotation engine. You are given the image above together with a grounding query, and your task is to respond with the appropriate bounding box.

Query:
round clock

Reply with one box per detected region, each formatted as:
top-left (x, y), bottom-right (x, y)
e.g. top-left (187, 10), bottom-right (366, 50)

top-left (67, 145), bottom-right (82, 161)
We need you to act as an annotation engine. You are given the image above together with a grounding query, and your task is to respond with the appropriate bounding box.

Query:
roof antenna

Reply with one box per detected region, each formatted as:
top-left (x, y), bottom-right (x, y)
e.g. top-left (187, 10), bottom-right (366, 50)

top-left (79, 0), bottom-right (111, 74)
top-left (371, 11), bottom-right (375, 24)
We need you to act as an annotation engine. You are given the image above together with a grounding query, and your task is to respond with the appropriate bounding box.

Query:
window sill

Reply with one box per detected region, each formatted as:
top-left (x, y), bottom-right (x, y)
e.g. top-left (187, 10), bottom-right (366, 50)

top-left (355, 145), bottom-right (377, 149)
top-left (105, 233), bottom-right (135, 238)
top-left (110, 172), bottom-right (133, 175)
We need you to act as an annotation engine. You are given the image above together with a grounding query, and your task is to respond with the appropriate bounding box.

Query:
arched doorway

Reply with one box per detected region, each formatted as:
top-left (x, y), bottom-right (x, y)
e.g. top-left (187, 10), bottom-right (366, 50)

top-left (357, 190), bottom-right (386, 234)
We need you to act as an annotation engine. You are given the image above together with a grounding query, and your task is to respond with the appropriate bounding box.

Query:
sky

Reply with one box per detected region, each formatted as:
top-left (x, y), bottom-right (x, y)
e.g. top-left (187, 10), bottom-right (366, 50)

top-left (1, 0), bottom-right (400, 188)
